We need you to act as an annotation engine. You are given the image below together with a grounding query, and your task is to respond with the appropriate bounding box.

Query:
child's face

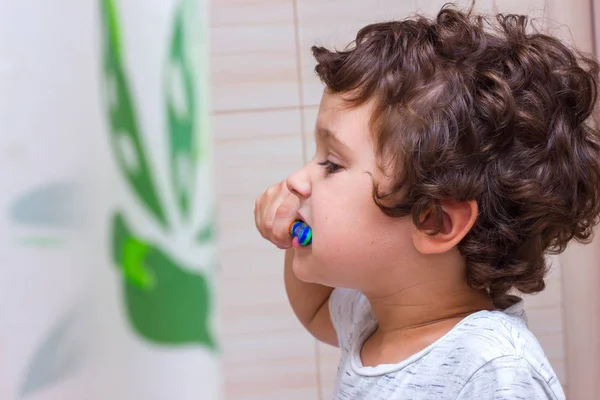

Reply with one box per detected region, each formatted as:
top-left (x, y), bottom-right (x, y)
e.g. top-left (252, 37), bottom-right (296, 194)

top-left (287, 91), bottom-right (417, 291)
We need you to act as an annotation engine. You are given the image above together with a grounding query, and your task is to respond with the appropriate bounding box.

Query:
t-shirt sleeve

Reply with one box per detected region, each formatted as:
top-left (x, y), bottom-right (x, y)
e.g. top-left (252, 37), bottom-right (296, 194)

top-left (456, 356), bottom-right (562, 400)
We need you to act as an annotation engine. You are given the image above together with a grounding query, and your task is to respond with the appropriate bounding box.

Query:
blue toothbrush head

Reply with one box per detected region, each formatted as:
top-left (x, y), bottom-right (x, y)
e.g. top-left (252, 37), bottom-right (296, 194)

top-left (289, 220), bottom-right (312, 246)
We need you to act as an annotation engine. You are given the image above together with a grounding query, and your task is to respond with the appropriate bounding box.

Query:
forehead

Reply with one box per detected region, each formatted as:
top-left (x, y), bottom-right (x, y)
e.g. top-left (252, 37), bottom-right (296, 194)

top-left (315, 92), bottom-right (374, 148)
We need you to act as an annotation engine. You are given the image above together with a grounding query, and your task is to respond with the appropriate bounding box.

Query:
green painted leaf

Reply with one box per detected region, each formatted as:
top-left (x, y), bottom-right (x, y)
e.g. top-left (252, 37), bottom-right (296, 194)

top-left (111, 212), bottom-right (217, 350)
top-left (166, 2), bottom-right (197, 219)
top-left (100, 0), bottom-right (168, 229)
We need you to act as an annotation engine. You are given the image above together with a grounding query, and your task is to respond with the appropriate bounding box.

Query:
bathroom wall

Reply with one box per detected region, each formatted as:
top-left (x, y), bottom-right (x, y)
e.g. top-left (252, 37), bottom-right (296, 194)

top-left (212, 0), bottom-right (598, 398)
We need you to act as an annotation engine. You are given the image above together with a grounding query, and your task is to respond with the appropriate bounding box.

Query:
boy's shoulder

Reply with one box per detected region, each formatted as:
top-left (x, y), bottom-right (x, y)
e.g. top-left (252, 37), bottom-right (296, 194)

top-left (437, 300), bottom-right (549, 369)
top-left (432, 306), bottom-right (564, 399)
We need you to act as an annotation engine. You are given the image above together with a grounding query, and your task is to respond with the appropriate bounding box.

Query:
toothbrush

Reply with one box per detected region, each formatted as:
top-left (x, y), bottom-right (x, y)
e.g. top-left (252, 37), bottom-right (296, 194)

top-left (289, 220), bottom-right (312, 246)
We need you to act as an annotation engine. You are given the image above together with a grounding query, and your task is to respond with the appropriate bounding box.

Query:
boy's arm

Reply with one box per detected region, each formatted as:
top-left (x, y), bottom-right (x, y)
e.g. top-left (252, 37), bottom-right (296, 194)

top-left (283, 249), bottom-right (338, 347)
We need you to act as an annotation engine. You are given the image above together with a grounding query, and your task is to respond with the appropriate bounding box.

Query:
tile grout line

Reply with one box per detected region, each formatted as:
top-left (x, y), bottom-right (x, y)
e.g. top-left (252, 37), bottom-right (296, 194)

top-left (292, 0), bottom-right (309, 165)
top-left (211, 104), bottom-right (319, 116)
top-left (556, 258), bottom-right (570, 387)
top-left (314, 340), bottom-right (324, 400)
top-left (291, 2), bottom-right (322, 397)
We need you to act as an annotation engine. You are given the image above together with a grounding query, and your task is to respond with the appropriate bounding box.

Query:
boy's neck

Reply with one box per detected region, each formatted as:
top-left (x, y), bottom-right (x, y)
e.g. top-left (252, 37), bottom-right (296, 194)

top-left (359, 281), bottom-right (494, 368)
top-left (364, 283), bottom-right (494, 335)
top-left (361, 256), bottom-right (495, 334)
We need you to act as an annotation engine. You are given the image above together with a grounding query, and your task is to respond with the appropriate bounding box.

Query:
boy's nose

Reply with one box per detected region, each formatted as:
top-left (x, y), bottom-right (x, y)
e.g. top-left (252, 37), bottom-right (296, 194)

top-left (286, 166), bottom-right (311, 200)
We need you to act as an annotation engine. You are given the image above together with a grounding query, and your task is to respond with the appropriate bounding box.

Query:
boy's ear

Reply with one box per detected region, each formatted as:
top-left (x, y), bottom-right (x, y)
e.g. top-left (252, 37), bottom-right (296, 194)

top-left (412, 200), bottom-right (478, 255)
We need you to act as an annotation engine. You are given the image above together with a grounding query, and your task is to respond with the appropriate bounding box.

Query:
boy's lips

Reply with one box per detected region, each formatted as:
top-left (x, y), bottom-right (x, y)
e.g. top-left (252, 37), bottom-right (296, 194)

top-left (293, 211), bottom-right (312, 248)
top-left (297, 210), bottom-right (308, 225)
top-left (292, 236), bottom-right (311, 249)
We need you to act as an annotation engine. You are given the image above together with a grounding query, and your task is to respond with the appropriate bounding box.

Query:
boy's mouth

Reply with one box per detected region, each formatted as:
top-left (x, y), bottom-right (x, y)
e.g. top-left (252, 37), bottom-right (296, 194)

top-left (290, 218), bottom-right (312, 248)
top-left (296, 211), bottom-right (307, 225)
top-left (292, 237), bottom-right (302, 249)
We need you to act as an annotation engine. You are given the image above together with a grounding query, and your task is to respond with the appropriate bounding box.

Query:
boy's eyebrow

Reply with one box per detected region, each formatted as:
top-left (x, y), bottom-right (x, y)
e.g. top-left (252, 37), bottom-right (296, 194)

top-left (315, 127), bottom-right (350, 151)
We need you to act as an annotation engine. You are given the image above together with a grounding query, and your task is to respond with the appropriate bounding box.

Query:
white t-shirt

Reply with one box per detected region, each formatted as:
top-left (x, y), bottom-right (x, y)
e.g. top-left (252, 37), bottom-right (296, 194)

top-left (328, 288), bottom-right (566, 399)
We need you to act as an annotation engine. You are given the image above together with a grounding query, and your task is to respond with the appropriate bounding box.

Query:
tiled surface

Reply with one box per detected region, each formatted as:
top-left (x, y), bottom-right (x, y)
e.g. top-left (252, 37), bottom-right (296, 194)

top-left (212, 109), bottom-right (303, 141)
top-left (302, 106), bottom-right (319, 158)
top-left (522, 256), bottom-right (566, 385)
top-left (223, 334), bottom-right (319, 399)
top-left (415, 0), bottom-right (495, 16)
top-left (213, 111), bottom-right (304, 198)
top-left (492, 0), bottom-right (547, 16)
top-left (214, 0), bottom-right (572, 397)
top-left (296, 0), bottom-right (419, 106)
top-left (210, 0), bottom-right (299, 112)
top-left (318, 342), bottom-right (341, 400)
top-left (210, 6), bottom-right (314, 390)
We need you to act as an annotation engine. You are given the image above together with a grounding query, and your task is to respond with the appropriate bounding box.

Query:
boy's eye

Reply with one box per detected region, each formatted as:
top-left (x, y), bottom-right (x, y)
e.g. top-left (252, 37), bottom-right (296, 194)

top-left (317, 160), bottom-right (342, 174)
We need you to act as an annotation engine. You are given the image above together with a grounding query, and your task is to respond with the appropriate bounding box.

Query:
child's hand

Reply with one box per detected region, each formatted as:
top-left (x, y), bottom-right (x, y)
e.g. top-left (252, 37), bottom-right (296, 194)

top-left (254, 181), bottom-right (299, 249)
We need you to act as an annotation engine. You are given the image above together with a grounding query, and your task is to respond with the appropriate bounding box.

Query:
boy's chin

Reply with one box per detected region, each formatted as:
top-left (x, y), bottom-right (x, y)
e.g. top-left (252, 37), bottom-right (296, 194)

top-left (291, 257), bottom-right (315, 282)
top-left (291, 256), bottom-right (337, 287)
top-left (292, 256), bottom-right (324, 284)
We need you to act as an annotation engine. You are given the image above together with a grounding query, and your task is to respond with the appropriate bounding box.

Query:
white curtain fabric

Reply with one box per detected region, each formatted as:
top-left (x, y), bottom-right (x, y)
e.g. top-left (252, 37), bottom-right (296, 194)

top-left (0, 0), bottom-right (219, 399)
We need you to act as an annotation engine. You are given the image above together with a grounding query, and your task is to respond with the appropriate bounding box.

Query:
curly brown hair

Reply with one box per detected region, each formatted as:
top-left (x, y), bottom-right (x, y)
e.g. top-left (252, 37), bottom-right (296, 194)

top-left (312, 4), bottom-right (600, 308)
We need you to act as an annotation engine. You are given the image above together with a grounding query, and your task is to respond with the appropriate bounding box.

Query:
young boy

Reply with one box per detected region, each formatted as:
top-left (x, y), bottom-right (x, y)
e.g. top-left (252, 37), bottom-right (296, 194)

top-left (254, 4), bottom-right (600, 399)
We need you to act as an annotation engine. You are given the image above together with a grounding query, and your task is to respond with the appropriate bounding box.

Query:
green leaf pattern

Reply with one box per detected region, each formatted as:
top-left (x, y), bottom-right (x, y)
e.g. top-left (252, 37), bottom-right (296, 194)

top-left (99, 0), bottom-right (216, 351)
top-left (100, 0), bottom-right (168, 229)
top-left (112, 213), bottom-right (215, 347)
top-left (166, 3), bottom-right (196, 219)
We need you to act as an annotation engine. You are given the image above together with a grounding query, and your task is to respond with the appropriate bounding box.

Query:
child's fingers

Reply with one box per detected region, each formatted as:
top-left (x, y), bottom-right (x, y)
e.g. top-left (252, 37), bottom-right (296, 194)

top-left (272, 196), bottom-right (298, 248)
top-left (254, 181), bottom-right (295, 248)
top-left (254, 196), bottom-right (264, 237)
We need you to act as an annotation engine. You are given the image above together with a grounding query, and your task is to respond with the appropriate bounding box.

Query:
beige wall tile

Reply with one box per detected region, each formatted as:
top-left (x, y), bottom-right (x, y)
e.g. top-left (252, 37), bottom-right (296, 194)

top-left (213, 109), bottom-right (303, 141)
top-left (216, 223), bottom-right (277, 252)
top-left (415, 0), bottom-right (495, 16)
top-left (210, 0), bottom-right (300, 111)
top-left (537, 332), bottom-right (566, 360)
top-left (213, 104), bottom-right (312, 396)
top-left (214, 132), bottom-right (299, 250)
top-left (216, 195), bottom-right (256, 231)
top-left (296, 0), bottom-right (419, 106)
top-left (214, 133), bottom-right (303, 199)
top-left (302, 106), bottom-right (319, 163)
top-left (522, 274), bottom-right (562, 310)
top-left (211, 0), bottom-right (295, 27)
top-left (216, 166), bottom-right (297, 197)
top-left (216, 136), bottom-right (303, 169)
top-left (493, 0), bottom-right (547, 16)
top-left (220, 275), bottom-right (288, 308)
top-left (217, 248), bottom-right (285, 280)
top-left (223, 328), bottom-right (316, 364)
top-left (522, 255), bottom-right (566, 386)
top-left (526, 307), bottom-right (564, 335)
top-left (223, 330), bottom-right (319, 399)
top-left (220, 301), bottom-right (303, 338)
top-left (318, 341), bottom-right (341, 400)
